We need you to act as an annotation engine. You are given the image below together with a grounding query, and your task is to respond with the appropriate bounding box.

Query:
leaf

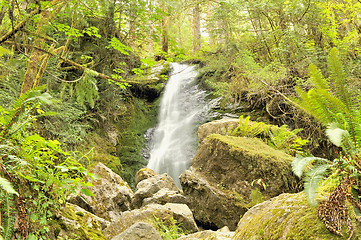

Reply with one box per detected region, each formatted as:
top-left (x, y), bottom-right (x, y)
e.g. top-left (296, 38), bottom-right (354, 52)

top-left (0, 46), bottom-right (12, 57)
top-left (304, 164), bottom-right (331, 206)
top-left (0, 176), bottom-right (18, 196)
top-left (292, 155), bottom-right (329, 178)
top-left (80, 188), bottom-right (94, 197)
top-left (326, 123), bottom-right (349, 147)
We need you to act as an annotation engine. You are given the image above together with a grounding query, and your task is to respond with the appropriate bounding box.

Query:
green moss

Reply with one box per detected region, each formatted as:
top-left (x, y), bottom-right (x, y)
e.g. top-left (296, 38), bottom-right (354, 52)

top-left (234, 193), bottom-right (360, 240)
top-left (59, 204), bottom-right (107, 240)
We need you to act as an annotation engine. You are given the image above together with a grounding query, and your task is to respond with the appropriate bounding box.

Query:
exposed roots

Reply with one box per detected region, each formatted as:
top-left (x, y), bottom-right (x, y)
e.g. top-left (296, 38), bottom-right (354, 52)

top-left (317, 178), bottom-right (361, 237)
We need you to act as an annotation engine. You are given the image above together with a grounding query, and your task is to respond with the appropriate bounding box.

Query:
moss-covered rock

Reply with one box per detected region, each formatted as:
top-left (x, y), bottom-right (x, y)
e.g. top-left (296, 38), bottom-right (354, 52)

top-left (234, 192), bottom-right (361, 239)
top-left (180, 134), bottom-right (299, 230)
top-left (58, 203), bottom-right (109, 240)
top-left (68, 162), bottom-right (133, 222)
top-left (197, 118), bottom-right (239, 144)
top-left (103, 203), bottom-right (198, 239)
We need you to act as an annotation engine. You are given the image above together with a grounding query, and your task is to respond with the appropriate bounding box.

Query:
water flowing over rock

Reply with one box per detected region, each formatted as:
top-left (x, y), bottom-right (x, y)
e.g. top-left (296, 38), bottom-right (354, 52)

top-left (68, 162), bottom-right (133, 222)
top-left (147, 63), bottom-right (214, 185)
top-left (180, 133), bottom-right (299, 230)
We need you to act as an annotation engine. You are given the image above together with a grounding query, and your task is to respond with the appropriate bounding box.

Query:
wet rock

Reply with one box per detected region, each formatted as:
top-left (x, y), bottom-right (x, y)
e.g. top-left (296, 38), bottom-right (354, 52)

top-left (103, 203), bottom-right (198, 239)
top-left (68, 162), bottom-right (133, 221)
top-left (111, 222), bottom-right (161, 240)
top-left (180, 134), bottom-right (299, 230)
top-left (132, 173), bottom-right (181, 209)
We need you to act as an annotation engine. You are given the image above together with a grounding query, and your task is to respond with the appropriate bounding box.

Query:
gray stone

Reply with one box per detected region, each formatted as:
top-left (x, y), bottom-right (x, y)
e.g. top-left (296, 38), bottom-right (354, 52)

top-left (68, 162), bottom-right (133, 221)
top-left (103, 203), bottom-right (198, 239)
top-left (132, 173), bottom-right (180, 209)
top-left (111, 222), bottom-right (161, 240)
top-left (142, 188), bottom-right (187, 206)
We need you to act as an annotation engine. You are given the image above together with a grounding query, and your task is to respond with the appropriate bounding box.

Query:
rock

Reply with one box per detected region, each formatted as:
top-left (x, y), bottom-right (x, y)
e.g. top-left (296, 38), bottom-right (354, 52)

top-left (197, 118), bottom-right (239, 144)
top-left (68, 162), bottom-right (134, 222)
top-left (177, 229), bottom-right (234, 240)
top-left (180, 134), bottom-right (299, 230)
top-left (58, 203), bottom-right (109, 240)
top-left (111, 222), bottom-right (162, 240)
top-left (103, 203), bottom-right (198, 239)
top-left (135, 168), bottom-right (159, 185)
top-left (234, 192), bottom-right (361, 239)
top-left (132, 173), bottom-right (181, 209)
top-left (142, 188), bottom-right (187, 206)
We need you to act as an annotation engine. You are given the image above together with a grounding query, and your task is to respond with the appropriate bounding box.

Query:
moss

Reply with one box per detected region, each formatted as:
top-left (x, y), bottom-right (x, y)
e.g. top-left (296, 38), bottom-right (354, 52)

top-left (59, 204), bottom-right (107, 240)
top-left (234, 193), bottom-right (360, 240)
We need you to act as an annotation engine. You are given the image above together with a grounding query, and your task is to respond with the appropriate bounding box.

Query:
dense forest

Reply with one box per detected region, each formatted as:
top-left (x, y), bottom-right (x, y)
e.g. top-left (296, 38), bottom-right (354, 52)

top-left (1, 0), bottom-right (361, 239)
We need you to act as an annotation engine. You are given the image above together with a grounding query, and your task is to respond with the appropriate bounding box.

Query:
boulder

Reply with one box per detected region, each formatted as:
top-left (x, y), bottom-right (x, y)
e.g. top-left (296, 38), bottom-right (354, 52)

top-left (142, 188), bottom-right (187, 206)
top-left (57, 203), bottom-right (109, 240)
top-left (197, 118), bottom-right (239, 144)
top-left (177, 228), bottom-right (234, 240)
top-left (68, 162), bottom-right (133, 222)
top-left (180, 134), bottom-right (299, 230)
top-left (103, 203), bottom-right (198, 239)
top-left (132, 173), bottom-right (181, 208)
top-left (135, 168), bottom-right (159, 185)
top-left (111, 222), bottom-right (162, 240)
top-left (234, 192), bottom-right (361, 239)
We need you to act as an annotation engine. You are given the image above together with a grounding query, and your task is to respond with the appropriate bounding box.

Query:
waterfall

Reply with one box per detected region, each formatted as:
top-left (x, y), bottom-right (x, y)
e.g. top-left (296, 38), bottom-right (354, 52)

top-left (147, 63), bottom-right (212, 186)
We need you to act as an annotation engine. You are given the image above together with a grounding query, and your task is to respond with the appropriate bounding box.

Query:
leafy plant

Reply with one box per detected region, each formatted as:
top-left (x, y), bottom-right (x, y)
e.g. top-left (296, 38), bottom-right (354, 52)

top-left (152, 216), bottom-right (185, 239)
top-left (232, 115), bottom-right (268, 138)
top-left (292, 48), bottom-right (361, 237)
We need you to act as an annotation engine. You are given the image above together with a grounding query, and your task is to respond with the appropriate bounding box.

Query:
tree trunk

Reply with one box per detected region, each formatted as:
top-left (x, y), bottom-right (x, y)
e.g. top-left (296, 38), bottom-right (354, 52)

top-left (192, 3), bottom-right (201, 54)
top-left (161, 4), bottom-right (168, 55)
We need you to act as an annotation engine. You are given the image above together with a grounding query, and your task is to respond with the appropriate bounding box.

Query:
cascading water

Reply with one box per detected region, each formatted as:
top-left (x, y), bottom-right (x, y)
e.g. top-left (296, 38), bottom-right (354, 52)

top-left (147, 63), bottom-right (214, 186)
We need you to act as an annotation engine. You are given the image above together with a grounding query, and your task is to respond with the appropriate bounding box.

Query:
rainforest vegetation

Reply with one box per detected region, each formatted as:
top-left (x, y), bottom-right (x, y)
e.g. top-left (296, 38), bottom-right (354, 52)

top-left (1, 0), bottom-right (361, 239)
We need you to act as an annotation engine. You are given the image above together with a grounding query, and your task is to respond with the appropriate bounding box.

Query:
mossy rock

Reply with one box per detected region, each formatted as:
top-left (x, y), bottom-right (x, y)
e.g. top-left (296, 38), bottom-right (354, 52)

top-left (234, 192), bottom-right (361, 239)
top-left (57, 203), bottom-right (109, 240)
top-left (180, 134), bottom-right (300, 230)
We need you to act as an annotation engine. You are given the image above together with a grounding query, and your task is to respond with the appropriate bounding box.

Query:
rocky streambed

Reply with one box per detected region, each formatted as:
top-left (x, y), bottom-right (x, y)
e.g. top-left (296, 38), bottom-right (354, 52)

top-left (56, 119), bottom-right (361, 240)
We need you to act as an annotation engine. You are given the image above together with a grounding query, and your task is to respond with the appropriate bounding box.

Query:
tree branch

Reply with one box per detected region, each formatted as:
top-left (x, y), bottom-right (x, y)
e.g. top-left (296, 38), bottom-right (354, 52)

top-left (0, 8), bottom-right (41, 44)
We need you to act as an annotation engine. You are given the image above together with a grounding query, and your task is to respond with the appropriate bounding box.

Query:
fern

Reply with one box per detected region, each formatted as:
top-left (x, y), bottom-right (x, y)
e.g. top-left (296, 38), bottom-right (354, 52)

top-left (304, 164), bottom-right (331, 206)
top-left (0, 192), bottom-right (15, 240)
top-left (232, 115), bottom-right (268, 137)
top-left (292, 155), bottom-right (329, 178)
top-left (0, 177), bottom-right (18, 196)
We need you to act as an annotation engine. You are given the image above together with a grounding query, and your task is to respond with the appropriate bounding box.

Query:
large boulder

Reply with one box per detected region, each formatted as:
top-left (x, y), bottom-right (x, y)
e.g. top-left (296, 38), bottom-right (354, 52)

top-left (132, 173), bottom-right (181, 208)
top-left (142, 188), bottom-right (187, 207)
top-left (180, 134), bottom-right (299, 230)
top-left (234, 192), bottom-right (361, 239)
top-left (111, 222), bottom-right (162, 240)
top-left (68, 162), bottom-right (134, 221)
top-left (197, 118), bottom-right (239, 144)
top-left (57, 203), bottom-right (109, 240)
top-left (135, 168), bottom-right (159, 185)
top-left (103, 203), bottom-right (198, 239)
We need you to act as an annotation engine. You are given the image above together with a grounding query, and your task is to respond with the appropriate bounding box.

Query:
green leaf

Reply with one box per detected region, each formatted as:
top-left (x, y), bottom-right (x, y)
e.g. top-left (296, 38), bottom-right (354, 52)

top-left (0, 176), bottom-right (18, 196)
top-left (80, 188), bottom-right (94, 197)
top-left (0, 46), bottom-right (12, 57)
top-left (292, 155), bottom-right (329, 178)
top-left (325, 123), bottom-right (349, 147)
top-left (304, 164), bottom-right (331, 206)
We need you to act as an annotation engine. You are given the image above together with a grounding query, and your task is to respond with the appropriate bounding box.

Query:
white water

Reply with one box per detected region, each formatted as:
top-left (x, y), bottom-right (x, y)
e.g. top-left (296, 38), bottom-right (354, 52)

top-left (147, 63), bottom-right (211, 185)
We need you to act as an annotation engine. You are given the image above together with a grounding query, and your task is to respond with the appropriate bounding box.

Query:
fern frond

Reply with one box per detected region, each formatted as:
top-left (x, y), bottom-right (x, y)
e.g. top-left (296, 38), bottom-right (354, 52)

top-left (326, 123), bottom-right (349, 147)
top-left (0, 177), bottom-right (18, 196)
top-left (304, 164), bottom-right (331, 206)
top-left (309, 63), bottom-right (329, 89)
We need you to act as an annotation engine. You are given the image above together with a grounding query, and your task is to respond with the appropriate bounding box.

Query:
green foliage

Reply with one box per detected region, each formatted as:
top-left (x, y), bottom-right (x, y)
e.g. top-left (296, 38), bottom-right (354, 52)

top-left (107, 37), bottom-right (132, 56)
top-left (74, 71), bottom-right (99, 108)
top-left (267, 125), bottom-right (309, 155)
top-left (232, 115), bottom-right (308, 155)
top-left (152, 216), bottom-right (185, 240)
top-left (0, 89), bottom-right (94, 239)
top-left (232, 115), bottom-right (268, 138)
